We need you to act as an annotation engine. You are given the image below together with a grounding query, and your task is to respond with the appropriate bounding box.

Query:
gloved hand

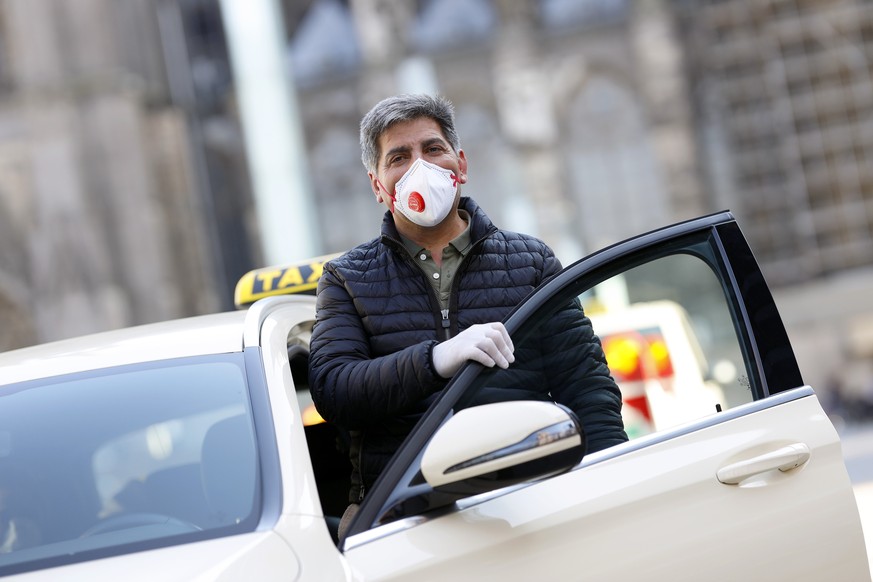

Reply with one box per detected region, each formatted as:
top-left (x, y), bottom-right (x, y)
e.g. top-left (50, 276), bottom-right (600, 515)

top-left (432, 322), bottom-right (515, 378)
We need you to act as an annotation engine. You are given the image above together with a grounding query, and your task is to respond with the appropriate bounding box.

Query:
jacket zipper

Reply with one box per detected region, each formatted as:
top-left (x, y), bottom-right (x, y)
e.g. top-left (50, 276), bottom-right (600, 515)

top-left (441, 225), bottom-right (496, 339)
top-left (382, 223), bottom-right (497, 342)
top-left (384, 236), bottom-right (452, 340)
top-left (440, 308), bottom-right (451, 340)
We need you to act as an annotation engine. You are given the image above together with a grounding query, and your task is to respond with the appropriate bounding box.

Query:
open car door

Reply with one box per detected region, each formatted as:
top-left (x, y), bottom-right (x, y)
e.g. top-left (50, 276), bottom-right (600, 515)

top-left (340, 212), bottom-right (869, 581)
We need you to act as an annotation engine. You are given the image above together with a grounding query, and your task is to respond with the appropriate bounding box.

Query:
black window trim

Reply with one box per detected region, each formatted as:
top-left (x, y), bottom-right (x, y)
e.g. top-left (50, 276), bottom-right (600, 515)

top-left (713, 221), bottom-right (803, 395)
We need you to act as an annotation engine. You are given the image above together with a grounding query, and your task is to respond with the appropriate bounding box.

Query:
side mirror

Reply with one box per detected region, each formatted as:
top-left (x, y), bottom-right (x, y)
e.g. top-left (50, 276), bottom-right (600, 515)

top-left (421, 401), bottom-right (586, 497)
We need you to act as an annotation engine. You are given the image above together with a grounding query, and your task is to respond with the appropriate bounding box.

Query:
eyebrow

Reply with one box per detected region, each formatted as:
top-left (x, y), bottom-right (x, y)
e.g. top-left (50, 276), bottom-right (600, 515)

top-left (421, 136), bottom-right (449, 151)
top-left (382, 137), bottom-right (450, 166)
top-left (383, 144), bottom-right (411, 164)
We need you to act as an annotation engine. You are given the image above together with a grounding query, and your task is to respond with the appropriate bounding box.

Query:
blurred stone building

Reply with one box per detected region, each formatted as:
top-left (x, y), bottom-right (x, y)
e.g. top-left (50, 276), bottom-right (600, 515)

top-left (0, 0), bottom-right (256, 350)
top-left (678, 0), bottom-right (873, 286)
top-left (1, 0), bottom-right (872, 395)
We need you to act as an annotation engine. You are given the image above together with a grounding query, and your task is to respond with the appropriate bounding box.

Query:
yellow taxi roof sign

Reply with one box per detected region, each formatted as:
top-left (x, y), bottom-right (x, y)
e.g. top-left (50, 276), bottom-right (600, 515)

top-left (234, 253), bottom-right (342, 308)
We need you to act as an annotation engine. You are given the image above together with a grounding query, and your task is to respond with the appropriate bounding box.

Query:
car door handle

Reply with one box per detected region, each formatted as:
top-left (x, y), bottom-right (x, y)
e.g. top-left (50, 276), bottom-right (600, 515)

top-left (717, 443), bottom-right (810, 484)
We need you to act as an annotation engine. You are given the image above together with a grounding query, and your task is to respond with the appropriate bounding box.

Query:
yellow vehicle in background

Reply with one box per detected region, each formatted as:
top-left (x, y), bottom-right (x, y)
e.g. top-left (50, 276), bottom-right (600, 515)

top-left (589, 300), bottom-right (728, 439)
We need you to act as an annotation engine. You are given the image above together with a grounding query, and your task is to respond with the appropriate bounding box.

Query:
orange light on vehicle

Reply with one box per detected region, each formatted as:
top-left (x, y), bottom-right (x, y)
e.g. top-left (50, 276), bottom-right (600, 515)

top-left (602, 335), bottom-right (646, 382)
top-left (646, 335), bottom-right (674, 378)
top-left (302, 404), bottom-right (326, 426)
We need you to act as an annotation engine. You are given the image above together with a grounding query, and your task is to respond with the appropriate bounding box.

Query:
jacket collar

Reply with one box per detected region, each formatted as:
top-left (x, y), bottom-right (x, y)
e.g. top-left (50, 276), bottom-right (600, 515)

top-left (380, 197), bottom-right (497, 246)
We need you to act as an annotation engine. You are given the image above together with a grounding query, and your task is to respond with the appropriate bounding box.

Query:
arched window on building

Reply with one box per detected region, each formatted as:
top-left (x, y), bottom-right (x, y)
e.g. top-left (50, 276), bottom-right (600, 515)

top-left (453, 104), bottom-right (535, 236)
top-left (565, 75), bottom-right (669, 251)
top-left (538, 0), bottom-right (628, 32)
top-left (288, 0), bottom-right (360, 87)
top-left (309, 126), bottom-right (381, 253)
top-left (410, 0), bottom-right (495, 53)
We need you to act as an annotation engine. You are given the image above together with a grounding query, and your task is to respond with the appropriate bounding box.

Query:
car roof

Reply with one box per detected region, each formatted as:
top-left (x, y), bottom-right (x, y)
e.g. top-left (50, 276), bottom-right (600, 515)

top-left (0, 310), bottom-right (249, 386)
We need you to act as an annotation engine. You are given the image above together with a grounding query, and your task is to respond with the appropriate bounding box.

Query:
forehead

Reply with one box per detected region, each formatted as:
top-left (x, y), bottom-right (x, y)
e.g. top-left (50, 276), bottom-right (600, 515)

top-left (377, 117), bottom-right (447, 155)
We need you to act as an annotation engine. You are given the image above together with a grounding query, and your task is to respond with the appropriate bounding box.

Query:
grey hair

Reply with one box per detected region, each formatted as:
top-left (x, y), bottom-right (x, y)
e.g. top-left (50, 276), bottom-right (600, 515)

top-left (359, 94), bottom-right (461, 173)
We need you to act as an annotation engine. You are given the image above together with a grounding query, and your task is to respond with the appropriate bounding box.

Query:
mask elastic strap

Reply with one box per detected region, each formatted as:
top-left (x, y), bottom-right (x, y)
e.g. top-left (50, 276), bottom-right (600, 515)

top-left (375, 178), bottom-right (397, 213)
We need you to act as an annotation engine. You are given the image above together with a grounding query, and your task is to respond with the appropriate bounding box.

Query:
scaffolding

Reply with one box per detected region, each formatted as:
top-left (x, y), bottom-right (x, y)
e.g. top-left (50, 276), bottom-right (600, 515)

top-left (686, 0), bottom-right (873, 285)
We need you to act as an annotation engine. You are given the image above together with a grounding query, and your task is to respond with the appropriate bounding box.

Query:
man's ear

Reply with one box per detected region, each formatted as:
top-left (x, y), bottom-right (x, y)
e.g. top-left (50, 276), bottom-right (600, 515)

top-left (457, 149), bottom-right (468, 184)
top-left (368, 171), bottom-right (383, 203)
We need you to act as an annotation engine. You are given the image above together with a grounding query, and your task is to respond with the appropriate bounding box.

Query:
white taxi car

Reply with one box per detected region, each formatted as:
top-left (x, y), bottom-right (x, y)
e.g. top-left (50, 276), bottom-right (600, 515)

top-left (0, 212), bottom-right (868, 581)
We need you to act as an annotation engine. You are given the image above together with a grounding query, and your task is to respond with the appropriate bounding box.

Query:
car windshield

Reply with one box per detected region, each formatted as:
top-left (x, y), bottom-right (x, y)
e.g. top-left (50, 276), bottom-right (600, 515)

top-left (0, 354), bottom-right (259, 575)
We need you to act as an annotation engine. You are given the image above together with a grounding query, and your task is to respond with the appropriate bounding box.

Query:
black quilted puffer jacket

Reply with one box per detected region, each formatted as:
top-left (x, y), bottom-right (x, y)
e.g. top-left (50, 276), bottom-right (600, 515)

top-left (309, 197), bottom-right (626, 502)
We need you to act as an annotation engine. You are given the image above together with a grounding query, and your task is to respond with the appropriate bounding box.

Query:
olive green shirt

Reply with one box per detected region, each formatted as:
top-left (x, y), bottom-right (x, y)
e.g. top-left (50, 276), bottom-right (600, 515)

top-left (399, 210), bottom-right (472, 312)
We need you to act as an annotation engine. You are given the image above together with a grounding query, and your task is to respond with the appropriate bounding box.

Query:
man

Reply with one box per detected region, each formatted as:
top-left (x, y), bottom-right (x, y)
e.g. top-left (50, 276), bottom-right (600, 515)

top-left (308, 94), bottom-right (626, 533)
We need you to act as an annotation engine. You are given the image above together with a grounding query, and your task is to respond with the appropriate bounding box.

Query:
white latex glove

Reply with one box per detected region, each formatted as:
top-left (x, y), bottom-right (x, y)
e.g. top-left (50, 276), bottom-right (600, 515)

top-left (432, 322), bottom-right (515, 378)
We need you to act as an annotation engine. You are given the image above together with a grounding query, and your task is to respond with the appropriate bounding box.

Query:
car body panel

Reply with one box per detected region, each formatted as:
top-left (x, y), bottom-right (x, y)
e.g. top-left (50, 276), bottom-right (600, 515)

top-left (0, 312), bottom-right (247, 384)
top-left (344, 389), bottom-right (868, 581)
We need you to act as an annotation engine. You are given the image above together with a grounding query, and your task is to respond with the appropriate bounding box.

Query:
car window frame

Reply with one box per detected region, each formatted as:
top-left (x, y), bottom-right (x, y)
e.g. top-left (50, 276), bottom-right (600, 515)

top-left (243, 346), bottom-right (285, 531)
top-left (341, 211), bottom-right (803, 545)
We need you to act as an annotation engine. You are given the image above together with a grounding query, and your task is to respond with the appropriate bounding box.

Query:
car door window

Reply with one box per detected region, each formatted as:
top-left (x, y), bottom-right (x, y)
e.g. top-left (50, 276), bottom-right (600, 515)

top-left (583, 253), bottom-right (751, 438)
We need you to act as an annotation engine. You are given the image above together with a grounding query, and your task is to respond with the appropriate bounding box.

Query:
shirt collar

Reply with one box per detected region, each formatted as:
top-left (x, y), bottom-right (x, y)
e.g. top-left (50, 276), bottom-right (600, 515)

top-left (399, 210), bottom-right (472, 258)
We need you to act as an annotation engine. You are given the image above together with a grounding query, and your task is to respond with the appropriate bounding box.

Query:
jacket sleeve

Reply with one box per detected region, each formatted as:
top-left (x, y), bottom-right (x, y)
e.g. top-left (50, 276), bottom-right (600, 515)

top-left (533, 244), bottom-right (627, 452)
top-left (540, 242), bottom-right (562, 285)
top-left (308, 265), bottom-right (446, 430)
top-left (540, 300), bottom-right (628, 453)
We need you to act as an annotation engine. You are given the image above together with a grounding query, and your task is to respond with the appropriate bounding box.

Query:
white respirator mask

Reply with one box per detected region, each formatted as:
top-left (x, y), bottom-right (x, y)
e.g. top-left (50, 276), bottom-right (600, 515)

top-left (387, 158), bottom-right (459, 227)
